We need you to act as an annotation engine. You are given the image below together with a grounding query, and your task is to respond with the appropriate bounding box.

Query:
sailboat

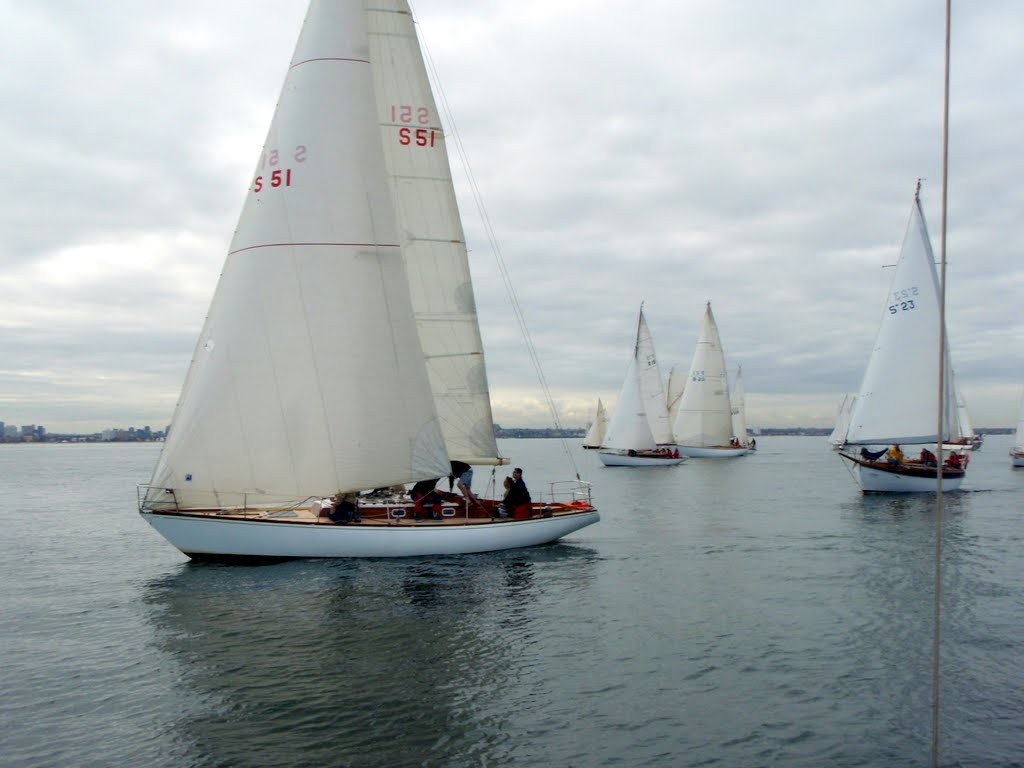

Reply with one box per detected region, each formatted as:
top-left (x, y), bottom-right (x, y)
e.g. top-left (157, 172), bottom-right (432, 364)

top-left (945, 373), bottom-right (982, 451)
top-left (840, 183), bottom-right (966, 493)
top-left (827, 394), bottom-right (856, 451)
top-left (672, 302), bottom-right (750, 458)
top-left (1011, 392), bottom-right (1024, 467)
top-left (730, 365), bottom-right (755, 451)
top-left (598, 307), bottom-right (684, 467)
top-left (137, 0), bottom-right (599, 560)
top-left (581, 399), bottom-right (607, 449)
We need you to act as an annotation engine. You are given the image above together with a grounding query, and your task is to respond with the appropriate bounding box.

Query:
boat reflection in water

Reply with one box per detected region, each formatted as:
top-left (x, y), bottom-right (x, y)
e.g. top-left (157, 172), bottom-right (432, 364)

top-left (141, 546), bottom-right (597, 766)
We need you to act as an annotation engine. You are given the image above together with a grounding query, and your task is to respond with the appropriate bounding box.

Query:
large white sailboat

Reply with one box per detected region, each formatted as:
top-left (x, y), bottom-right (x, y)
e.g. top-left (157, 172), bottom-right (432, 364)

top-left (840, 184), bottom-right (966, 492)
top-left (598, 307), bottom-right (684, 467)
top-left (672, 303), bottom-right (749, 458)
top-left (138, 0), bottom-right (598, 560)
top-left (581, 399), bottom-right (608, 449)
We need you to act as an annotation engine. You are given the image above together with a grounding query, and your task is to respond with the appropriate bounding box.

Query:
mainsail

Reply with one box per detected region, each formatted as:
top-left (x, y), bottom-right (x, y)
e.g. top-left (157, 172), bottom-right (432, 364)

top-left (147, 1), bottom-right (453, 509)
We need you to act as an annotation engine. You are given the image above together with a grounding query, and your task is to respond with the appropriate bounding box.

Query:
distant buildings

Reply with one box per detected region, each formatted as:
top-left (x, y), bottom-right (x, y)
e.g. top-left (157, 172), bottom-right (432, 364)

top-left (0, 420), bottom-right (168, 443)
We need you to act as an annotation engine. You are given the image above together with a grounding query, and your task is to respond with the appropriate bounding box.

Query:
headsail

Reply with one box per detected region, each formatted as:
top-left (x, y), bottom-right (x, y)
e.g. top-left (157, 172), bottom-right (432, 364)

top-left (666, 366), bottom-right (686, 424)
top-left (828, 394), bottom-right (856, 448)
top-left (602, 356), bottom-right (658, 452)
top-left (368, 3), bottom-right (503, 466)
top-left (731, 366), bottom-right (749, 444)
top-left (636, 307), bottom-right (675, 445)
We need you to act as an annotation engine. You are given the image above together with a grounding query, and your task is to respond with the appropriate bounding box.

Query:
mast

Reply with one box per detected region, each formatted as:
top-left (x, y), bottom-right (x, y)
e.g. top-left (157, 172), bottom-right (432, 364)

top-left (931, 1), bottom-right (952, 765)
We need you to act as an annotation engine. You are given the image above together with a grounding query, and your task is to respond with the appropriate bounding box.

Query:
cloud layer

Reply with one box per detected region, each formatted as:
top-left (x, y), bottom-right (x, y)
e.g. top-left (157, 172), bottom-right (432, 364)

top-left (2, 0), bottom-right (1022, 434)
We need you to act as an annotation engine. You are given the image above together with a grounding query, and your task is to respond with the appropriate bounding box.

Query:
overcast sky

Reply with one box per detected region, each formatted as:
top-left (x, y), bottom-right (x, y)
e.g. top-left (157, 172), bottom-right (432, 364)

top-left (2, 0), bottom-right (1022, 434)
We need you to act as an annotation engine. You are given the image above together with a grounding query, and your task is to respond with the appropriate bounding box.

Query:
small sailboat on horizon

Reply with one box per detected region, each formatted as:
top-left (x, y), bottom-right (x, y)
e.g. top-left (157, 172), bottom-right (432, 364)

top-left (1010, 392), bottom-right (1024, 467)
top-left (840, 183), bottom-right (966, 493)
top-left (137, 0), bottom-right (598, 560)
top-left (945, 372), bottom-right (982, 451)
top-left (731, 365), bottom-right (756, 451)
top-left (581, 398), bottom-right (608, 450)
top-left (828, 393), bottom-right (856, 451)
top-left (598, 306), bottom-right (684, 467)
top-left (672, 302), bottom-right (750, 458)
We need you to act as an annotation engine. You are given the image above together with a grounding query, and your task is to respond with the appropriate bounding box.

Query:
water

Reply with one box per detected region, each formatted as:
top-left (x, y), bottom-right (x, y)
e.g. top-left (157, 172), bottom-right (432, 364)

top-left (1, 437), bottom-right (1021, 767)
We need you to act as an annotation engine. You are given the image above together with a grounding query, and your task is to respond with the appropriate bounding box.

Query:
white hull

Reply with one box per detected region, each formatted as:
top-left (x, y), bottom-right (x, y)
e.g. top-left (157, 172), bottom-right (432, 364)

top-left (141, 509), bottom-right (599, 560)
top-left (856, 464), bottom-right (963, 493)
top-left (677, 445), bottom-right (750, 458)
top-left (597, 451), bottom-right (685, 467)
top-left (840, 454), bottom-right (965, 493)
top-left (1011, 451), bottom-right (1024, 468)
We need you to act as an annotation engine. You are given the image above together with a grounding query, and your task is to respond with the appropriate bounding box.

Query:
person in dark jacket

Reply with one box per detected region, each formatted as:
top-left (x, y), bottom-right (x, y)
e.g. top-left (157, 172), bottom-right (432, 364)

top-left (504, 467), bottom-right (531, 509)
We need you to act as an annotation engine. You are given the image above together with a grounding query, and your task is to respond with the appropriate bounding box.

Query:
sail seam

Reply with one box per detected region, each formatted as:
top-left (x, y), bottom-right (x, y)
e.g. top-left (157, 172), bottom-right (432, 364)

top-left (289, 57), bottom-right (369, 69)
top-left (229, 242), bottom-right (400, 255)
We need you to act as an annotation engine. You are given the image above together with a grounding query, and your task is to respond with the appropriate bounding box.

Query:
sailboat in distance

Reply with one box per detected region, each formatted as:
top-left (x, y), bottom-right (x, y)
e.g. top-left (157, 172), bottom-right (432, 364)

top-left (1011, 392), bottom-right (1024, 468)
top-left (828, 394), bottom-right (856, 451)
top-left (672, 302), bottom-right (750, 458)
top-left (598, 306), bottom-right (684, 467)
top-left (582, 399), bottom-right (608, 449)
top-left (840, 183), bottom-right (966, 492)
top-left (731, 365), bottom-right (755, 451)
top-left (138, 0), bottom-right (598, 559)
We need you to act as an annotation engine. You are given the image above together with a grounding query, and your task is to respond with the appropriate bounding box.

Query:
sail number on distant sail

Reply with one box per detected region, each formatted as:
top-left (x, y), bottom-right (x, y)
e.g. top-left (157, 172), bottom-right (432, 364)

top-left (888, 286), bottom-right (919, 315)
top-left (251, 146), bottom-right (307, 193)
top-left (390, 104), bottom-right (437, 147)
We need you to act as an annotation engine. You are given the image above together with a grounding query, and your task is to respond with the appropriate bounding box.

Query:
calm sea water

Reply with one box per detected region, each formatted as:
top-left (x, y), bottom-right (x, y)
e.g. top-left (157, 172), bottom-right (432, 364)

top-left (1, 436), bottom-right (1021, 767)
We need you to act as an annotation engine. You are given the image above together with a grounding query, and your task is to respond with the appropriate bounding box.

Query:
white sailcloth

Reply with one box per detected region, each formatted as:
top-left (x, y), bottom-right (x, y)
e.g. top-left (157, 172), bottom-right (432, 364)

top-left (952, 373), bottom-right (975, 443)
top-left (636, 308), bottom-right (675, 445)
top-left (368, 3), bottom-right (501, 466)
top-left (672, 303), bottom-right (736, 447)
top-left (1013, 392), bottom-right (1024, 454)
top-left (147, 1), bottom-right (454, 510)
top-left (828, 394), bottom-right (856, 448)
top-left (731, 366), bottom-right (749, 443)
top-left (845, 195), bottom-right (958, 446)
top-left (666, 366), bottom-right (686, 425)
top-left (602, 356), bottom-right (658, 452)
top-left (582, 399), bottom-right (608, 448)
